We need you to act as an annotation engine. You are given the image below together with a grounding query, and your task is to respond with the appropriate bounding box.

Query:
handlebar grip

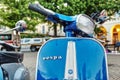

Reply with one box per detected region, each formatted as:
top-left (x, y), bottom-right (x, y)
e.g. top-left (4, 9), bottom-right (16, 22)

top-left (28, 3), bottom-right (55, 16)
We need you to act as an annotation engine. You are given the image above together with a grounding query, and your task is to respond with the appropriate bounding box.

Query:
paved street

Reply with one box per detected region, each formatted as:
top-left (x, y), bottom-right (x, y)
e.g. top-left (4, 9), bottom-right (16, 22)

top-left (23, 52), bottom-right (37, 80)
top-left (23, 52), bottom-right (120, 80)
top-left (107, 54), bottom-right (120, 80)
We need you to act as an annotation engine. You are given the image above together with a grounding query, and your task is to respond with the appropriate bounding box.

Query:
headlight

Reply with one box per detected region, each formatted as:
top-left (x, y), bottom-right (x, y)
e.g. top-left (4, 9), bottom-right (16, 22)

top-left (76, 14), bottom-right (95, 35)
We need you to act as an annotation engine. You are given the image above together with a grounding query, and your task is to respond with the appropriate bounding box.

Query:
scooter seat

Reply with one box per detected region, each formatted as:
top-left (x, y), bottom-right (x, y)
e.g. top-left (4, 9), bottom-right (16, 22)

top-left (0, 51), bottom-right (23, 64)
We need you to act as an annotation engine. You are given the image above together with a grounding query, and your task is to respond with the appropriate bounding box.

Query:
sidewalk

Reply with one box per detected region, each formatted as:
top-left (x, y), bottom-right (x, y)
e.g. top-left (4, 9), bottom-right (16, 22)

top-left (107, 54), bottom-right (120, 80)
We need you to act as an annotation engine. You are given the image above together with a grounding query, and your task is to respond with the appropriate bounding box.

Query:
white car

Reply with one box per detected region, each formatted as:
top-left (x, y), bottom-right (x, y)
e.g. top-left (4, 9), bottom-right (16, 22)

top-left (21, 38), bottom-right (45, 52)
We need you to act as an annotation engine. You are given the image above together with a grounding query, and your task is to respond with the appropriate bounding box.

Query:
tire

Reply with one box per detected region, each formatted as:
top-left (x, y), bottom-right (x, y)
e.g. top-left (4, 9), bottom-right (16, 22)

top-left (30, 46), bottom-right (36, 52)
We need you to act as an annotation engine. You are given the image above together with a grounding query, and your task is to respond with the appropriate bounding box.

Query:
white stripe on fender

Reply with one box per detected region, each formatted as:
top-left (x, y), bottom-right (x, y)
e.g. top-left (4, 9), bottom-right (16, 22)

top-left (64, 41), bottom-right (78, 79)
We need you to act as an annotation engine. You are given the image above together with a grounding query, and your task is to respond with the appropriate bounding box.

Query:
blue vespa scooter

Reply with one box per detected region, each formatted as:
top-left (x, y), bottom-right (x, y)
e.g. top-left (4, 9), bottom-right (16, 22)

top-left (29, 3), bottom-right (109, 80)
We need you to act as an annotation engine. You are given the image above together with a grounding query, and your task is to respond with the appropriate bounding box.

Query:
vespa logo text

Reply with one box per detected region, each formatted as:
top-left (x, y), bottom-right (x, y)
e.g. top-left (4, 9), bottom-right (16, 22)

top-left (43, 56), bottom-right (62, 60)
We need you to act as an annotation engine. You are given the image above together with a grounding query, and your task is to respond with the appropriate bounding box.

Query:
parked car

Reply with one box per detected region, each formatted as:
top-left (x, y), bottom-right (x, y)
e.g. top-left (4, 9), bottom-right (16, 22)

top-left (21, 38), bottom-right (46, 52)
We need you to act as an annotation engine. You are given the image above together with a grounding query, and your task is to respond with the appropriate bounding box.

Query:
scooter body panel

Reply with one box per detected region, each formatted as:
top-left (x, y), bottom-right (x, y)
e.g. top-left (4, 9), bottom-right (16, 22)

top-left (1, 63), bottom-right (30, 80)
top-left (55, 13), bottom-right (77, 22)
top-left (0, 67), bottom-right (3, 80)
top-left (36, 38), bottom-right (108, 80)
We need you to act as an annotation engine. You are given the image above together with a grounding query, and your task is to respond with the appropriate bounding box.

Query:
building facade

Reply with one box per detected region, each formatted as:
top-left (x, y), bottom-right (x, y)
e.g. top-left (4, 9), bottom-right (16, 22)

top-left (100, 18), bottom-right (120, 44)
top-left (35, 23), bottom-right (65, 36)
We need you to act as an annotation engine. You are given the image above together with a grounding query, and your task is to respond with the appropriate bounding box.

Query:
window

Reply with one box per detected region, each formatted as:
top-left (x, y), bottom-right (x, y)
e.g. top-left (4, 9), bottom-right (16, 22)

top-left (34, 39), bottom-right (40, 42)
top-left (25, 39), bottom-right (30, 42)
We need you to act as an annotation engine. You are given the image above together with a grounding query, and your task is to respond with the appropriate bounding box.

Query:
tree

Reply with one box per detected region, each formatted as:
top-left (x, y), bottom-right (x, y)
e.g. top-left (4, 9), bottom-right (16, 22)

top-left (39, 0), bottom-right (120, 16)
top-left (0, 0), bottom-right (120, 34)
top-left (0, 0), bottom-right (43, 32)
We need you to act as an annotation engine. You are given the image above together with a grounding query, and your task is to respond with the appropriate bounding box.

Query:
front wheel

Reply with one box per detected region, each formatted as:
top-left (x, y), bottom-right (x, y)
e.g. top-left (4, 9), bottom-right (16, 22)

top-left (30, 46), bottom-right (36, 52)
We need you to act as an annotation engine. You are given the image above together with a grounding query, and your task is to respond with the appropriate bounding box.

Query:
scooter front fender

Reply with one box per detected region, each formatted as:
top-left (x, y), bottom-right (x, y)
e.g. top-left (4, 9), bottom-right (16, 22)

top-left (36, 37), bottom-right (108, 80)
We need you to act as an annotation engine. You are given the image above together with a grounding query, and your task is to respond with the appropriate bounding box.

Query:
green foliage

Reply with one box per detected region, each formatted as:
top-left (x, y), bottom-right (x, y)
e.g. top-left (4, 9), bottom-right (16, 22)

top-left (0, 0), bottom-right (42, 31)
top-left (94, 27), bottom-right (102, 35)
top-left (0, 0), bottom-right (120, 32)
top-left (38, 0), bottom-right (120, 16)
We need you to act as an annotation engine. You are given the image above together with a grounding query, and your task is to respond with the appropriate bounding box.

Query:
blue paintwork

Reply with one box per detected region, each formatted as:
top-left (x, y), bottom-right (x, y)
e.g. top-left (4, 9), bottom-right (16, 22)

top-left (47, 14), bottom-right (92, 37)
top-left (0, 67), bottom-right (3, 80)
top-left (36, 37), bottom-right (108, 80)
top-left (55, 13), bottom-right (77, 22)
top-left (47, 13), bottom-right (77, 23)
top-left (48, 13), bottom-right (78, 35)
